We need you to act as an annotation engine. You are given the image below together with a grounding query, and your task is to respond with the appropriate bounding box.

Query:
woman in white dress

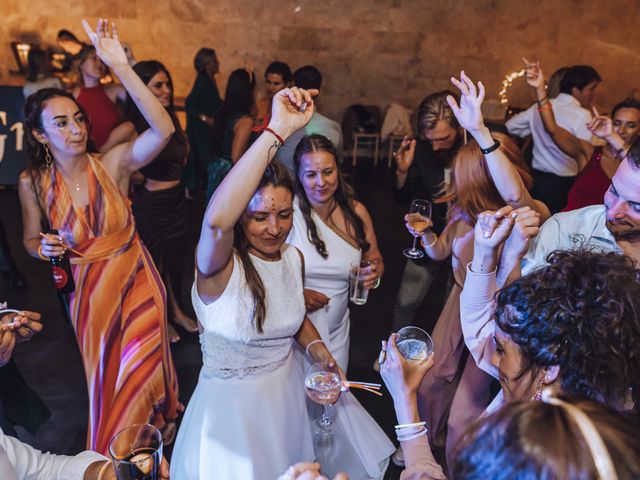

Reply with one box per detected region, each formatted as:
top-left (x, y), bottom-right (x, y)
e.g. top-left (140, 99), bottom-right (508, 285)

top-left (170, 87), bottom-right (341, 480)
top-left (288, 134), bottom-right (383, 370)
top-left (288, 135), bottom-right (394, 479)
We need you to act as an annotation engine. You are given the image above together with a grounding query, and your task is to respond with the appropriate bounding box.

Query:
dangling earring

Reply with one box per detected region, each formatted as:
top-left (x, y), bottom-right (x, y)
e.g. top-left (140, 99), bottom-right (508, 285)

top-left (531, 372), bottom-right (546, 401)
top-left (44, 145), bottom-right (53, 169)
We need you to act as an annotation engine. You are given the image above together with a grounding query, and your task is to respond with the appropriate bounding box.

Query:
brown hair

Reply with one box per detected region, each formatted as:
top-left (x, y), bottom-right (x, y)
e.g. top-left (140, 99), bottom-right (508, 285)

top-left (417, 90), bottom-right (459, 137)
top-left (293, 135), bottom-right (369, 258)
top-left (438, 132), bottom-right (533, 223)
top-left (233, 161), bottom-right (294, 333)
top-left (453, 398), bottom-right (640, 479)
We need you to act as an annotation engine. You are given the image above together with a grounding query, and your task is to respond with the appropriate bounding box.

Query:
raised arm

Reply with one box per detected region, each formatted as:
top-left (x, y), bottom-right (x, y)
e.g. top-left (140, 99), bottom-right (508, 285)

top-left (196, 87), bottom-right (317, 283)
top-left (447, 71), bottom-right (549, 221)
top-left (523, 58), bottom-right (590, 168)
top-left (82, 19), bottom-right (174, 175)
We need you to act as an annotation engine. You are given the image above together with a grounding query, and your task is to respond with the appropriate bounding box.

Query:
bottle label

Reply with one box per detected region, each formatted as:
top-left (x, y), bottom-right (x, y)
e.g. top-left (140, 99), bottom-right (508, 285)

top-left (52, 266), bottom-right (68, 289)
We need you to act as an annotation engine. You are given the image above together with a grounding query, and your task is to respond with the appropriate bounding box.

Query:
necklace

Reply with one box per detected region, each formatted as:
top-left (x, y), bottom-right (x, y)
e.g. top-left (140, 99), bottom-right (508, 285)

top-left (315, 199), bottom-right (338, 222)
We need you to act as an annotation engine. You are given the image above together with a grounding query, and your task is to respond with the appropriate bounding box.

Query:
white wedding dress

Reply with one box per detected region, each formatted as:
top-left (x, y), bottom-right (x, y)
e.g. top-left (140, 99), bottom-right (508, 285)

top-left (288, 199), bottom-right (394, 479)
top-left (170, 245), bottom-right (314, 480)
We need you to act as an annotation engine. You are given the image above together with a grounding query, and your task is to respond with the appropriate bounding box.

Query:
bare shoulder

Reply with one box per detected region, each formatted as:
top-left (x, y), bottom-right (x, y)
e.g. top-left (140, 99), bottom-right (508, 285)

top-left (352, 200), bottom-right (371, 221)
top-left (19, 169), bottom-right (34, 187)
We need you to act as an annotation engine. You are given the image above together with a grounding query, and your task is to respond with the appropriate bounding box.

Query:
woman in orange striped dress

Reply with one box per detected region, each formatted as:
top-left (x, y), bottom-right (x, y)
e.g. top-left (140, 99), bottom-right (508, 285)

top-left (18, 19), bottom-right (181, 454)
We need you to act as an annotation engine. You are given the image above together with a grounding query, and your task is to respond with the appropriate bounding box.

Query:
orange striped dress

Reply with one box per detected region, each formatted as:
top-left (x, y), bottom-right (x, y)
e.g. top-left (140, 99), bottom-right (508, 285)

top-left (40, 155), bottom-right (181, 454)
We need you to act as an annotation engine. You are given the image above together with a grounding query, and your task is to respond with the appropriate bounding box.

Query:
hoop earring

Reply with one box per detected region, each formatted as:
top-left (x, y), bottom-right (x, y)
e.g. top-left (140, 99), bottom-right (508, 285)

top-left (44, 145), bottom-right (53, 169)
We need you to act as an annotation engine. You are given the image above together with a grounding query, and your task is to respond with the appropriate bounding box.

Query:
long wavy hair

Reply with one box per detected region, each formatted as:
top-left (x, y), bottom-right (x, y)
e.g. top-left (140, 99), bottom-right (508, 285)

top-left (23, 88), bottom-right (92, 220)
top-left (437, 132), bottom-right (533, 224)
top-left (233, 161), bottom-right (294, 333)
top-left (124, 60), bottom-right (187, 147)
top-left (210, 69), bottom-right (255, 157)
top-left (293, 134), bottom-right (369, 258)
top-left (493, 249), bottom-right (640, 409)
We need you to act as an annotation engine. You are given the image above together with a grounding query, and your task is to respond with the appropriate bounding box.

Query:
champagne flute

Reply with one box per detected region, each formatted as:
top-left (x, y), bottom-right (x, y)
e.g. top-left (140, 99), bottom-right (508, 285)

top-left (305, 362), bottom-right (342, 435)
top-left (403, 199), bottom-right (432, 259)
top-left (109, 424), bottom-right (163, 480)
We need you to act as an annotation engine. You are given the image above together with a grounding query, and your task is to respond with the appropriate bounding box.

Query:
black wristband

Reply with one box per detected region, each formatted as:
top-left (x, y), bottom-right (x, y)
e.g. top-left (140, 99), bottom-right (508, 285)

top-left (480, 138), bottom-right (501, 155)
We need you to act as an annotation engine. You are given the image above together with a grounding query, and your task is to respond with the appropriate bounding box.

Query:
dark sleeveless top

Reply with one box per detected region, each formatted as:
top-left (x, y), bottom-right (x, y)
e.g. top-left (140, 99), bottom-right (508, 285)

top-left (76, 85), bottom-right (120, 150)
top-left (212, 112), bottom-right (245, 162)
top-left (140, 133), bottom-right (187, 181)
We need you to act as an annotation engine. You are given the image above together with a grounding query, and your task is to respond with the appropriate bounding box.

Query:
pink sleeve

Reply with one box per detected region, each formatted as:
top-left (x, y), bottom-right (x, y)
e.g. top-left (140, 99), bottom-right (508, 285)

top-left (460, 264), bottom-right (500, 379)
top-left (399, 436), bottom-right (447, 480)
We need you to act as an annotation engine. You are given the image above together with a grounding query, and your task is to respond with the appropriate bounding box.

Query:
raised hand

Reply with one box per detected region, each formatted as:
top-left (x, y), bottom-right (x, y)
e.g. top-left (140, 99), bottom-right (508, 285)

top-left (473, 206), bottom-right (516, 251)
top-left (82, 18), bottom-right (128, 69)
top-left (269, 87), bottom-right (318, 139)
top-left (380, 333), bottom-right (434, 401)
top-left (502, 207), bottom-right (541, 261)
top-left (447, 70), bottom-right (486, 133)
top-left (394, 136), bottom-right (416, 174)
top-left (523, 57), bottom-right (545, 90)
top-left (587, 107), bottom-right (614, 139)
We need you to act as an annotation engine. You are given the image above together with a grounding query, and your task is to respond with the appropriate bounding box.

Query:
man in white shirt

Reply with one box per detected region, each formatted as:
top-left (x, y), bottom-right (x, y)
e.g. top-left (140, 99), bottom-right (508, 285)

top-left (507, 65), bottom-right (601, 213)
top-left (0, 309), bottom-right (170, 480)
top-left (516, 138), bottom-right (640, 277)
top-left (274, 65), bottom-right (343, 173)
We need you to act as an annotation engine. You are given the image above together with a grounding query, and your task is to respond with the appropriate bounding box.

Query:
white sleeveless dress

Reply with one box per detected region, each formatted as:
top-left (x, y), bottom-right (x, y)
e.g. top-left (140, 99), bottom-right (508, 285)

top-left (288, 199), bottom-right (394, 480)
top-left (170, 245), bottom-right (314, 480)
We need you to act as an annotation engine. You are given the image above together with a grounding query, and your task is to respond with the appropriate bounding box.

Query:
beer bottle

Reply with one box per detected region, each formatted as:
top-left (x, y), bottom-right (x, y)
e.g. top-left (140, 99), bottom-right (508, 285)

top-left (49, 229), bottom-right (76, 295)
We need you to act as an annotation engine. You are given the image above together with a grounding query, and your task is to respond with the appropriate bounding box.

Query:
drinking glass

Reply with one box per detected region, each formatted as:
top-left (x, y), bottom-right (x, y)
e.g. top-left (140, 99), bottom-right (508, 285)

top-left (349, 260), bottom-right (371, 305)
top-left (403, 199), bottom-right (432, 259)
top-left (305, 362), bottom-right (342, 435)
top-left (109, 424), bottom-right (163, 480)
top-left (396, 326), bottom-right (433, 361)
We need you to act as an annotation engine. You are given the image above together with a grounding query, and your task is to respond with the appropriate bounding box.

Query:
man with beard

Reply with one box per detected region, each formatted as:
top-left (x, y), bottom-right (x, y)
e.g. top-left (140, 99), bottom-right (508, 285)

top-left (517, 137), bottom-right (640, 275)
top-left (381, 92), bottom-right (463, 377)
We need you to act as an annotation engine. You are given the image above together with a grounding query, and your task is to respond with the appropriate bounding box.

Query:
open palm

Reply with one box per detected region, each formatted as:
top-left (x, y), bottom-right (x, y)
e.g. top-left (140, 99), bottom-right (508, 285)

top-left (82, 19), bottom-right (128, 69)
top-left (447, 71), bottom-right (485, 132)
top-left (588, 108), bottom-right (613, 139)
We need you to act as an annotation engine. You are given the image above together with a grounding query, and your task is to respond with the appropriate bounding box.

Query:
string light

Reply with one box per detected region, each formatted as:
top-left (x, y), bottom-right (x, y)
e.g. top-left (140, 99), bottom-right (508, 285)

top-left (499, 68), bottom-right (526, 105)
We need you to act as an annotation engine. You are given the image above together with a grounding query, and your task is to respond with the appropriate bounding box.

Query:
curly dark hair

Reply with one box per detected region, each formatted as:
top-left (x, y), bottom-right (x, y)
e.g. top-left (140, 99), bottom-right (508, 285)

top-left (453, 398), bottom-right (640, 479)
top-left (293, 134), bottom-right (369, 258)
top-left (493, 249), bottom-right (640, 408)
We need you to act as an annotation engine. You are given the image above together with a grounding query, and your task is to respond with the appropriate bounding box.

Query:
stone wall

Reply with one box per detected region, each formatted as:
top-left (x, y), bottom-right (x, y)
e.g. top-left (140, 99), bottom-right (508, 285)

top-left (2, 0), bottom-right (639, 123)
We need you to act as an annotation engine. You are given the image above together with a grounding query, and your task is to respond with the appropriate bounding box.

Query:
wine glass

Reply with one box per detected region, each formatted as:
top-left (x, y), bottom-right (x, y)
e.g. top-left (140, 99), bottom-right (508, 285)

top-left (109, 424), bottom-right (163, 480)
top-left (396, 326), bottom-right (433, 361)
top-left (403, 199), bottom-right (432, 259)
top-left (305, 362), bottom-right (342, 435)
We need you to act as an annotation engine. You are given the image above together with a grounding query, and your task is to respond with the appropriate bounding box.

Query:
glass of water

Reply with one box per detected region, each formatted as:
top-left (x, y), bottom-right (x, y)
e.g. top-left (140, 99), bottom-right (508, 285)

top-left (396, 326), bottom-right (433, 361)
top-left (349, 260), bottom-right (371, 305)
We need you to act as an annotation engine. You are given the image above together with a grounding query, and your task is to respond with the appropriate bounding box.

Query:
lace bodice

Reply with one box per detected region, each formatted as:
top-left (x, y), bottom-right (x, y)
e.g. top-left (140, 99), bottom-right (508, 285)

top-left (192, 244), bottom-right (306, 379)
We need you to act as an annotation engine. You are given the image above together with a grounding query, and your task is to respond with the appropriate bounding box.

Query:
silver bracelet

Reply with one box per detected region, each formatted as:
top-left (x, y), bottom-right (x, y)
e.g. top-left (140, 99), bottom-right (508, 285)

top-left (305, 339), bottom-right (325, 357)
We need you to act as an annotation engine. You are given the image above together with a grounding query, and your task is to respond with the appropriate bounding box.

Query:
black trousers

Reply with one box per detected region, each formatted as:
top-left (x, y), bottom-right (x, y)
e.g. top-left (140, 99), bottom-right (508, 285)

top-left (530, 169), bottom-right (576, 214)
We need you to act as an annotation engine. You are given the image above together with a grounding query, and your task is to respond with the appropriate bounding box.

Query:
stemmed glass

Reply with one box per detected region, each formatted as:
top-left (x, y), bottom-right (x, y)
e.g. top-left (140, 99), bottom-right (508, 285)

top-left (305, 362), bottom-right (342, 435)
top-left (403, 199), bottom-right (432, 259)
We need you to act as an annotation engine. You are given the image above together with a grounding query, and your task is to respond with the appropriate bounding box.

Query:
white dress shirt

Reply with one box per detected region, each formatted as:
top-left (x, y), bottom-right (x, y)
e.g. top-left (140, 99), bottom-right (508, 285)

top-left (506, 93), bottom-right (594, 176)
top-left (0, 428), bottom-right (106, 480)
top-left (521, 204), bottom-right (620, 275)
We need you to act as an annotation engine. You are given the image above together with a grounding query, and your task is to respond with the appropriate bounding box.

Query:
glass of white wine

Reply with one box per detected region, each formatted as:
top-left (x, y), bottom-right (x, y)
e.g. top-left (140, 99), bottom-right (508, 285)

top-left (396, 326), bottom-right (433, 361)
top-left (403, 199), bottom-right (432, 259)
top-left (305, 362), bottom-right (342, 435)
